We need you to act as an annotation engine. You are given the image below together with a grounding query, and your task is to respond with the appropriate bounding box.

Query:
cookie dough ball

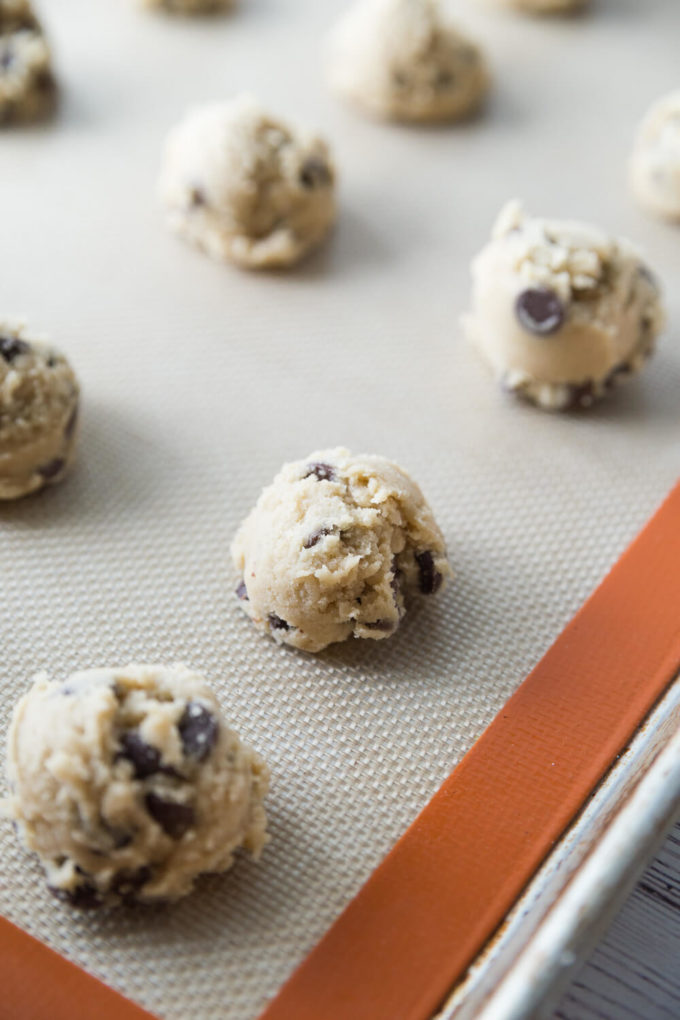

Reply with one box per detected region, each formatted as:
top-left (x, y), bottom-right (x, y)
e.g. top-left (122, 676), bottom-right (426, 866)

top-left (159, 95), bottom-right (337, 269)
top-left (630, 92), bottom-right (680, 222)
top-left (463, 202), bottom-right (665, 411)
top-left (327, 0), bottom-right (489, 123)
top-left (232, 448), bottom-right (452, 653)
top-left (0, 0), bottom-right (56, 125)
top-left (487, 0), bottom-right (588, 13)
top-left (0, 323), bottom-right (79, 499)
top-left (141, 0), bottom-right (233, 13)
top-left (3, 665), bottom-right (269, 906)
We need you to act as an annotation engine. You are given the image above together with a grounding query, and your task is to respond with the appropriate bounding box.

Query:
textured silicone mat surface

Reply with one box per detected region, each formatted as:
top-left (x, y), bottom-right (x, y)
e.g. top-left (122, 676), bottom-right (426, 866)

top-left (1, 1), bottom-right (679, 1018)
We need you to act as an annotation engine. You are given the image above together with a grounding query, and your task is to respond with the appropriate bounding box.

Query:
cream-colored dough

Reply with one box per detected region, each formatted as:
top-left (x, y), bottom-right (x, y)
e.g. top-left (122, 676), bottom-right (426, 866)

top-left (159, 95), bottom-right (337, 269)
top-left (0, 322), bottom-right (79, 499)
top-left (326, 0), bottom-right (489, 123)
top-left (486, 0), bottom-right (588, 13)
top-left (630, 91), bottom-right (680, 222)
top-left (0, 0), bottom-right (56, 124)
top-left (2, 665), bottom-right (269, 906)
top-left (463, 202), bottom-right (665, 411)
top-left (232, 448), bottom-right (452, 653)
top-left (141, 0), bottom-right (234, 13)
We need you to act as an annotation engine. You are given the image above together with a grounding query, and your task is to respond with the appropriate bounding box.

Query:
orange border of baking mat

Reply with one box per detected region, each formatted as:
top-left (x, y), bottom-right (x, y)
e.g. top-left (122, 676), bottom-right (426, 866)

top-left (2, 483), bottom-right (680, 1020)
top-left (258, 480), bottom-right (680, 1020)
top-left (0, 915), bottom-right (156, 1020)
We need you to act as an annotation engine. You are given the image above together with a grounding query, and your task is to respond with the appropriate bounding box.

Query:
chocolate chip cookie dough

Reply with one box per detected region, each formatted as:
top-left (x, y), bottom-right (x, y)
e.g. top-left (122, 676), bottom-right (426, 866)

top-left (327, 0), bottom-right (489, 123)
top-left (159, 95), bottom-right (337, 269)
top-left (232, 448), bottom-right (452, 653)
top-left (141, 0), bottom-right (233, 13)
top-left (0, 0), bottom-right (56, 124)
top-left (630, 92), bottom-right (680, 222)
top-left (463, 202), bottom-right (665, 411)
top-left (0, 323), bottom-right (79, 499)
top-left (2, 665), bottom-right (269, 906)
top-left (486, 0), bottom-right (588, 12)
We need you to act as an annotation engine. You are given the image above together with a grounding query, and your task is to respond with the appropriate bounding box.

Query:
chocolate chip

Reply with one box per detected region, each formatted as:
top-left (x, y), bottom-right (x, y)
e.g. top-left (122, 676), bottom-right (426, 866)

top-left (566, 380), bottom-right (596, 409)
top-left (64, 405), bottom-right (79, 440)
top-left (118, 731), bottom-right (162, 779)
top-left (38, 458), bottom-right (65, 480)
top-left (50, 883), bottom-right (102, 909)
top-left (363, 620), bottom-right (395, 632)
top-left (515, 288), bottom-right (564, 336)
top-left (304, 527), bottom-right (331, 549)
top-left (390, 557), bottom-right (402, 600)
top-left (189, 186), bottom-right (206, 207)
top-left (236, 580), bottom-right (248, 600)
top-left (145, 794), bottom-right (195, 839)
top-left (268, 613), bottom-right (290, 631)
top-left (178, 702), bottom-right (218, 762)
top-left (304, 462), bottom-right (335, 482)
top-left (300, 157), bottom-right (332, 190)
top-left (111, 866), bottom-right (152, 903)
top-left (0, 336), bottom-right (30, 362)
top-left (416, 551), bottom-right (443, 595)
top-left (435, 70), bottom-right (454, 88)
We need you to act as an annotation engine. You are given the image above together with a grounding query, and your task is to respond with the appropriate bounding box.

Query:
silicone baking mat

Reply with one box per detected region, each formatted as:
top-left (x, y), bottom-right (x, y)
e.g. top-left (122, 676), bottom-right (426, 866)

top-left (1, 1), bottom-right (679, 1018)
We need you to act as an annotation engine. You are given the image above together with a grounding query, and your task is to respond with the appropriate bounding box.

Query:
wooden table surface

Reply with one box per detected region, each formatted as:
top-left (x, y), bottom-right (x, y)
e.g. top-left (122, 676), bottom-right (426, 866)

top-left (553, 819), bottom-right (680, 1020)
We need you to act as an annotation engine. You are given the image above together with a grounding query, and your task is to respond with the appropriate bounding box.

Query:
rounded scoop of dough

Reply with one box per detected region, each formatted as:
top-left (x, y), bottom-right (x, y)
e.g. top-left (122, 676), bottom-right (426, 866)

top-left (2, 665), bottom-right (270, 906)
top-left (0, 0), bottom-right (57, 124)
top-left (141, 0), bottom-right (233, 12)
top-left (0, 322), bottom-right (79, 500)
top-left (326, 0), bottom-right (489, 123)
top-left (463, 201), bottom-right (665, 411)
top-left (484, 0), bottom-right (588, 12)
top-left (159, 95), bottom-right (337, 269)
top-left (630, 91), bottom-right (680, 222)
top-left (231, 448), bottom-right (452, 653)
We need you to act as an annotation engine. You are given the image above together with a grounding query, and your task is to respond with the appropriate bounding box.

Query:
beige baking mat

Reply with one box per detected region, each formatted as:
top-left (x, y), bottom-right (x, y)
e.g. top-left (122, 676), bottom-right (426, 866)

top-left (1, 1), bottom-right (679, 1017)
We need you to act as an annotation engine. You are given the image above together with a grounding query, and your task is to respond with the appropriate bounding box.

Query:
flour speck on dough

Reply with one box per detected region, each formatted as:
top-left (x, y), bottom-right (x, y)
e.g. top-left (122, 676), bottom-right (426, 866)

top-left (463, 202), bottom-right (665, 411)
top-left (159, 95), bottom-right (337, 269)
top-left (2, 665), bottom-right (270, 906)
top-left (232, 448), bottom-right (452, 653)
top-left (326, 0), bottom-right (489, 123)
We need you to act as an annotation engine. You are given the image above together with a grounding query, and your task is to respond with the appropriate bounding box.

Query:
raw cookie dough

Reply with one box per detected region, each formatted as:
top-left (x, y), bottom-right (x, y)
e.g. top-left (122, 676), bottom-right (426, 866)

top-left (232, 448), bottom-right (452, 653)
top-left (327, 0), bottom-right (489, 123)
top-left (0, 0), bottom-right (56, 124)
top-left (2, 664), bottom-right (269, 906)
top-left (463, 202), bottom-right (665, 411)
top-left (141, 0), bottom-right (233, 13)
top-left (159, 95), bottom-right (337, 269)
top-left (487, 0), bottom-right (588, 13)
top-left (0, 322), bottom-right (79, 499)
top-left (630, 92), bottom-right (680, 222)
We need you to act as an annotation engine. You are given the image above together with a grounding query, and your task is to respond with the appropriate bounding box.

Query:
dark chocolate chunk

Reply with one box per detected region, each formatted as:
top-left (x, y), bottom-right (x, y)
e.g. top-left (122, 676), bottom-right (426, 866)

top-left (118, 731), bottom-right (162, 779)
top-left (268, 613), bottom-right (290, 631)
top-left (390, 557), bottom-right (402, 601)
top-left (64, 404), bottom-right (79, 440)
top-left (38, 458), bottom-right (65, 480)
top-left (416, 551), bottom-right (443, 595)
top-left (0, 335), bottom-right (30, 363)
top-left (50, 883), bottom-right (102, 909)
top-left (303, 527), bottom-right (332, 550)
top-left (111, 866), bottom-right (152, 903)
top-left (363, 619), bottom-right (395, 632)
top-left (300, 157), bottom-right (332, 190)
top-left (515, 288), bottom-right (564, 336)
top-left (304, 462), bottom-right (336, 483)
top-left (145, 794), bottom-right (195, 839)
top-left (178, 702), bottom-right (218, 762)
top-left (236, 579), bottom-right (248, 600)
